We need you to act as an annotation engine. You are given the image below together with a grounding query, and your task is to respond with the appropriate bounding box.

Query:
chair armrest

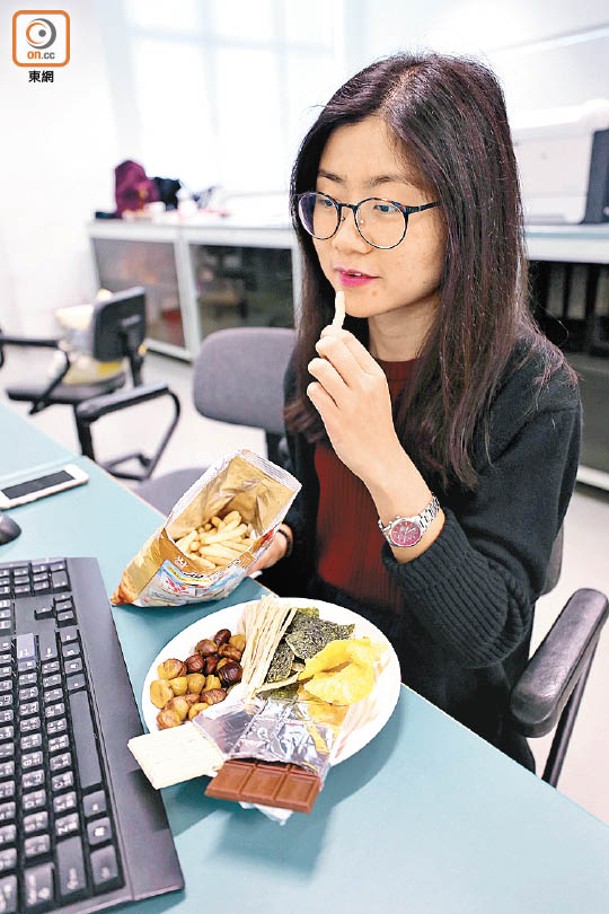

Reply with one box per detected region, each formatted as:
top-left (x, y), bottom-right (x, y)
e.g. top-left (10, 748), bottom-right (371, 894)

top-left (510, 588), bottom-right (609, 737)
top-left (0, 334), bottom-right (71, 413)
top-left (0, 334), bottom-right (62, 349)
top-left (75, 382), bottom-right (178, 422)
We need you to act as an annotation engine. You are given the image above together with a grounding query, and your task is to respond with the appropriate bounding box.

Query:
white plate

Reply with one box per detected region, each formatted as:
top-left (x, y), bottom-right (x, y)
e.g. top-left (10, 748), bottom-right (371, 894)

top-left (141, 597), bottom-right (401, 765)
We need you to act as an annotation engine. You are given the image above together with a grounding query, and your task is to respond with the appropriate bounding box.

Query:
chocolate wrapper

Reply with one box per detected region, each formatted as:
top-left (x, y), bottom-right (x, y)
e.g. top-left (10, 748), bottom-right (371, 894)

top-left (111, 449), bottom-right (300, 607)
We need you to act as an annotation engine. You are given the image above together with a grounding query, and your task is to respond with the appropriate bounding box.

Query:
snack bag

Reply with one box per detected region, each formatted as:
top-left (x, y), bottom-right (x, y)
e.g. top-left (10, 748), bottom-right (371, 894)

top-left (112, 449), bottom-right (300, 607)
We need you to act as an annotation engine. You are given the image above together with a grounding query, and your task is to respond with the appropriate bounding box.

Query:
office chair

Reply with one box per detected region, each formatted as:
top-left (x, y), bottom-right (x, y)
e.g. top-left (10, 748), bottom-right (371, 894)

top-left (0, 287), bottom-right (180, 481)
top-left (135, 326), bottom-right (296, 513)
top-left (509, 528), bottom-right (608, 786)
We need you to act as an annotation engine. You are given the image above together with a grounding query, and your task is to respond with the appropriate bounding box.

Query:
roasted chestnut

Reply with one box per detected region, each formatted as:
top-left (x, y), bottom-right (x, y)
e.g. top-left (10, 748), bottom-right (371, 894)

top-left (203, 654), bottom-right (218, 675)
top-left (157, 658), bottom-right (187, 680)
top-left (218, 660), bottom-right (243, 686)
top-left (195, 638), bottom-right (218, 657)
top-left (185, 653), bottom-right (205, 674)
top-left (156, 708), bottom-right (181, 729)
top-left (213, 628), bottom-right (231, 646)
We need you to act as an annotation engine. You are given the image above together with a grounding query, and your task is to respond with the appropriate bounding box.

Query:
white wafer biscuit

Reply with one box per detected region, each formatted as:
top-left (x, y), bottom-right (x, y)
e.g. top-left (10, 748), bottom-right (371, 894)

top-left (332, 290), bottom-right (346, 328)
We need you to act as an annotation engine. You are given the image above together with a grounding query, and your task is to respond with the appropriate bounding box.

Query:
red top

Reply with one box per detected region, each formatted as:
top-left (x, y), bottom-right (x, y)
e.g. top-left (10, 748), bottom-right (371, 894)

top-left (314, 358), bottom-right (417, 613)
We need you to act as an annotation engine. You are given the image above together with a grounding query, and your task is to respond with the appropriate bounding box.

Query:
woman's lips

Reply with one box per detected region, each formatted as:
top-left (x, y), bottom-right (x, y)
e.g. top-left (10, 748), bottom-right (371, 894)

top-left (336, 268), bottom-right (377, 288)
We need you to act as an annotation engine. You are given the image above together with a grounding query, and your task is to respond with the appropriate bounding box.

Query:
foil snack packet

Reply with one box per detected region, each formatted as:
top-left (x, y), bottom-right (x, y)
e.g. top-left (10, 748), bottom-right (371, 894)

top-left (111, 449), bottom-right (300, 607)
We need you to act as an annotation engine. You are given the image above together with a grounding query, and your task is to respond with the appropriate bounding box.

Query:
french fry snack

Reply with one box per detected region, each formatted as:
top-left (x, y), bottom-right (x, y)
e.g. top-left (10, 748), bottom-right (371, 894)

top-left (112, 449), bottom-right (300, 607)
top-left (332, 290), bottom-right (346, 329)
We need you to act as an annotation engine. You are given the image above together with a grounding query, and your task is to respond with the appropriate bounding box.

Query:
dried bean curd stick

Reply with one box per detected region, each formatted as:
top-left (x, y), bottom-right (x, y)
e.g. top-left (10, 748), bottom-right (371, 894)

top-left (332, 290), bottom-right (346, 329)
top-left (240, 596), bottom-right (297, 699)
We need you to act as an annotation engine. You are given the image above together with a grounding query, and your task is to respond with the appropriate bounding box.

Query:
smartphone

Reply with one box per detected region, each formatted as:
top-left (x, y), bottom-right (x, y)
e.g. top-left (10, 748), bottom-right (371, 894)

top-left (0, 464), bottom-right (89, 509)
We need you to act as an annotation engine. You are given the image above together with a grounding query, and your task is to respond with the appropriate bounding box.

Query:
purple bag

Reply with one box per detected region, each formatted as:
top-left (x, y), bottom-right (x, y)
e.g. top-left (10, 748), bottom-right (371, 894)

top-left (114, 160), bottom-right (159, 216)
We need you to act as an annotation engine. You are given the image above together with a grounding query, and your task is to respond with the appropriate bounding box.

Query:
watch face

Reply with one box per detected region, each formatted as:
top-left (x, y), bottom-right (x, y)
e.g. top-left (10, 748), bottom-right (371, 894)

top-left (389, 519), bottom-right (422, 547)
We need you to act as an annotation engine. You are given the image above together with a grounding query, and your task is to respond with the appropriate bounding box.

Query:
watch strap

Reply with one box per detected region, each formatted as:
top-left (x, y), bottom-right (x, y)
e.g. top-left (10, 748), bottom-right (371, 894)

top-left (378, 494), bottom-right (440, 547)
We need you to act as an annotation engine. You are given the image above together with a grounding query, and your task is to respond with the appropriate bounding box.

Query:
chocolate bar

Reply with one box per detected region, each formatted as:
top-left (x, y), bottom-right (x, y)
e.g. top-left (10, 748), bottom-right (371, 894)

top-left (205, 759), bottom-right (321, 813)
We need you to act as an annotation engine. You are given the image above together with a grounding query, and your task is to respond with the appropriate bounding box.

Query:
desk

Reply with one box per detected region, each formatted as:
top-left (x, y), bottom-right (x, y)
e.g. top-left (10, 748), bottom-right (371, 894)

top-left (2, 401), bottom-right (609, 914)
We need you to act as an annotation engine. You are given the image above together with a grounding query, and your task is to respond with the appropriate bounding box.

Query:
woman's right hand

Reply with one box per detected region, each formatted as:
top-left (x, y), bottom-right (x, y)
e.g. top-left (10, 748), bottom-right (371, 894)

top-left (247, 525), bottom-right (292, 576)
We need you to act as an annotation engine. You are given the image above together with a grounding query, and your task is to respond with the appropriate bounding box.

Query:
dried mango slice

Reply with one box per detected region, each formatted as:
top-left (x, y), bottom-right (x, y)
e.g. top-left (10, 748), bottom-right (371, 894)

top-left (299, 638), bottom-right (386, 679)
top-left (303, 662), bottom-right (375, 706)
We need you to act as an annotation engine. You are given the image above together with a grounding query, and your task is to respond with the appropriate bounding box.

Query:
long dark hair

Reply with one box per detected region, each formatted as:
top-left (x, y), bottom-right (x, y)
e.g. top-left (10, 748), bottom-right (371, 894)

top-left (286, 51), bottom-right (575, 490)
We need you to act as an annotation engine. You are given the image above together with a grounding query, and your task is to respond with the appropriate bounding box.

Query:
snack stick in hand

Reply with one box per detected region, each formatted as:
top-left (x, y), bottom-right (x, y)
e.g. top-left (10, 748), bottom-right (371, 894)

top-left (332, 290), bottom-right (346, 329)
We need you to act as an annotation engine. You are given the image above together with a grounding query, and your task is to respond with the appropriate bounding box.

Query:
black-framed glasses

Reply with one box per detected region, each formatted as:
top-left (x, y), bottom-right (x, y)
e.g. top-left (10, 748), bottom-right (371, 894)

top-left (296, 191), bottom-right (440, 250)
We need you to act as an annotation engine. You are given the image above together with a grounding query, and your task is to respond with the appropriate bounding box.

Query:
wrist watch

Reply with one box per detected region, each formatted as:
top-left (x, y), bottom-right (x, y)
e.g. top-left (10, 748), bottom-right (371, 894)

top-left (378, 494), bottom-right (440, 548)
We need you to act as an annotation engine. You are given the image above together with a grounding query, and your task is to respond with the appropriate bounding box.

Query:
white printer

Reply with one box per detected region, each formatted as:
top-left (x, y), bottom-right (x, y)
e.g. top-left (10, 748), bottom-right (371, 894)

top-left (511, 99), bottom-right (609, 224)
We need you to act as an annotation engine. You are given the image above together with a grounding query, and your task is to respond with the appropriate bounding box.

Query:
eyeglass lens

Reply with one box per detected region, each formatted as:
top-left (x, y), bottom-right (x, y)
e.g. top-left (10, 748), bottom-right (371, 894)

top-left (298, 192), bottom-right (407, 248)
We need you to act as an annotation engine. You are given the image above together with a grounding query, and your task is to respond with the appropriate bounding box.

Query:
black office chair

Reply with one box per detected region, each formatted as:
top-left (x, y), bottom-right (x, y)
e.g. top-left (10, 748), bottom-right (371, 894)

top-left (509, 529), bottom-right (608, 786)
top-left (0, 287), bottom-right (181, 481)
top-left (135, 326), bottom-right (296, 513)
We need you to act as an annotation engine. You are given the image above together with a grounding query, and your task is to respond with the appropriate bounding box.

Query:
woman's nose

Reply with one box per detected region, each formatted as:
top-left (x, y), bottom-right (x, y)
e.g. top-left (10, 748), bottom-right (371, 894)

top-left (331, 206), bottom-right (371, 253)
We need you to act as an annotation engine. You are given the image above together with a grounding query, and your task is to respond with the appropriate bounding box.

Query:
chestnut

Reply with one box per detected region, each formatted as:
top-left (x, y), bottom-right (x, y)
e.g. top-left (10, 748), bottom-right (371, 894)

top-left (157, 658), bottom-right (187, 680)
top-left (156, 708), bottom-right (181, 729)
top-left (203, 654), bottom-right (219, 675)
top-left (185, 653), bottom-right (205, 674)
top-left (200, 688), bottom-right (227, 706)
top-left (213, 628), bottom-right (231, 646)
top-left (195, 638), bottom-right (218, 657)
top-left (218, 660), bottom-right (242, 686)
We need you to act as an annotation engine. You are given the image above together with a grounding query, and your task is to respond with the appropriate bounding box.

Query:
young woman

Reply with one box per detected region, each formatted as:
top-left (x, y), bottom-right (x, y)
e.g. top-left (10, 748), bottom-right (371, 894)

top-left (254, 52), bottom-right (581, 768)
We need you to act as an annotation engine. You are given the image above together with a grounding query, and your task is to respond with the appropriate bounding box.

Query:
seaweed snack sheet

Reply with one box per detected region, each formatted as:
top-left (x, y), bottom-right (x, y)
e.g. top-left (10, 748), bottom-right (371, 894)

top-left (112, 449), bottom-right (300, 607)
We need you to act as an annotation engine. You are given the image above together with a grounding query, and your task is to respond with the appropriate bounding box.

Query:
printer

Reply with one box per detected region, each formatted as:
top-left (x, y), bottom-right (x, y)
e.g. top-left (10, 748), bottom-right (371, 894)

top-left (511, 98), bottom-right (609, 224)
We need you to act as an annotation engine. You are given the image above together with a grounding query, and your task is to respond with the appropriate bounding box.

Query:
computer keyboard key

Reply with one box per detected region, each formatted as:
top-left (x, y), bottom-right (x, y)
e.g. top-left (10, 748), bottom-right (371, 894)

top-left (53, 792), bottom-right (77, 815)
top-left (47, 734), bottom-right (69, 754)
top-left (0, 785), bottom-right (14, 803)
top-left (0, 805), bottom-right (14, 824)
top-left (51, 772), bottom-right (74, 792)
top-left (0, 727), bottom-right (13, 741)
top-left (87, 818), bottom-right (112, 847)
top-left (58, 628), bottom-right (78, 645)
top-left (56, 612), bottom-right (76, 628)
top-left (51, 572), bottom-right (70, 593)
top-left (0, 826), bottom-right (16, 849)
top-left (0, 764), bottom-right (13, 781)
top-left (24, 835), bottom-right (51, 859)
top-left (83, 791), bottom-right (106, 819)
top-left (23, 812), bottom-right (49, 835)
top-left (90, 845), bottom-right (121, 893)
top-left (55, 814), bottom-right (80, 839)
top-left (0, 746), bottom-right (13, 761)
top-left (21, 734), bottom-right (42, 752)
top-left (57, 836), bottom-right (87, 901)
top-left (37, 632), bottom-right (58, 663)
top-left (22, 790), bottom-right (46, 812)
top-left (0, 874), bottom-right (17, 914)
top-left (22, 771), bottom-right (45, 791)
top-left (68, 691), bottom-right (101, 790)
top-left (34, 605), bottom-right (53, 621)
top-left (43, 689), bottom-right (63, 705)
top-left (0, 849), bottom-right (16, 873)
top-left (49, 753), bottom-right (72, 773)
top-left (46, 718), bottom-right (67, 736)
top-left (45, 703), bottom-right (65, 720)
top-left (20, 717), bottom-right (41, 734)
top-left (66, 675), bottom-right (86, 693)
top-left (23, 863), bottom-right (54, 912)
top-left (64, 659), bottom-right (82, 675)
top-left (22, 752), bottom-right (43, 770)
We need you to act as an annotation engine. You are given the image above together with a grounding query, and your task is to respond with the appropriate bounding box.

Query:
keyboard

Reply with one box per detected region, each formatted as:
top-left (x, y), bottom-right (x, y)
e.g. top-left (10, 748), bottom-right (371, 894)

top-left (0, 556), bottom-right (184, 914)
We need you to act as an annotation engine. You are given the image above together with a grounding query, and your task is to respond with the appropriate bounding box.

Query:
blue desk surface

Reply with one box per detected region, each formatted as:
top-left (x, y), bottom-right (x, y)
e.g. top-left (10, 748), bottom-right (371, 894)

top-left (2, 403), bottom-right (609, 913)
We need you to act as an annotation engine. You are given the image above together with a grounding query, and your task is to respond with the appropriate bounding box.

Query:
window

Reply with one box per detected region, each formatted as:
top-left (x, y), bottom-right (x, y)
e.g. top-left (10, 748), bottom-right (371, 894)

top-left (98, 0), bottom-right (344, 194)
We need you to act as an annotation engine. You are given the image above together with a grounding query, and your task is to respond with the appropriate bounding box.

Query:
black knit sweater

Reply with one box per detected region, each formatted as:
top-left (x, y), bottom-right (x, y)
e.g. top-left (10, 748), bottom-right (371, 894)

top-left (263, 340), bottom-right (582, 765)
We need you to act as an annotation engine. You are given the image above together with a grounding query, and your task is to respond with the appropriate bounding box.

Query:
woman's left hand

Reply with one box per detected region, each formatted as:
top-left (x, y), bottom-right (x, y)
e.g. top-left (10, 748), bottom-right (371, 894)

top-left (307, 327), bottom-right (402, 485)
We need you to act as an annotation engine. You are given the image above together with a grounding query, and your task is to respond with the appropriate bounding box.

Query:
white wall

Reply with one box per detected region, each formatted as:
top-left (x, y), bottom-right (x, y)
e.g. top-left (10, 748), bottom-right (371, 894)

top-left (0, 0), bottom-right (119, 333)
top-left (346, 1), bottom-right (609, 116)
